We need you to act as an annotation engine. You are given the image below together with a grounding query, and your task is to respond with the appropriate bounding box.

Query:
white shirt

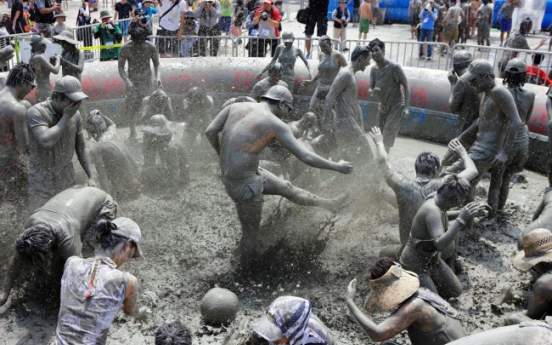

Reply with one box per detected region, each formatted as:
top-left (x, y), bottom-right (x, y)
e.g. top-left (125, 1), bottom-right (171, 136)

top-left (159, 0), bottom-right (187, 31)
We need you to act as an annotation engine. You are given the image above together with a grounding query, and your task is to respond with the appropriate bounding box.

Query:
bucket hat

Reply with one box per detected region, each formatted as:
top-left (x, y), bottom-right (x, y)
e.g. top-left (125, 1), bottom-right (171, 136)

top-left (364, 264), bottom-right (420, 313)
top-left (53, 30), bottom-right (79, 45)
top-left (99, 10), bottom-right (112, 20)
top-left (512, 228), bottom-right (552, 272)
top-left (142, 114), bottom-right (172, 137)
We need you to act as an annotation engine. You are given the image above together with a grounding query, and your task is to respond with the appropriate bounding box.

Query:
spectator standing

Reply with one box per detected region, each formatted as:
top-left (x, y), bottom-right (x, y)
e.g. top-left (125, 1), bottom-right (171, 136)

top-left (252, 0), bottom-right (281, 57)
top-left (527, 54), bottom-right (552, 86)
top-left (352, 0), bottom-right (360, 27)
top-left (34, 0), bottom-right (60, 37)
top-left (371, 0), bottom-right (379, 28)
top-left (469, 0), bottom-right (479, 38)
top-left (142, 0), bottom-right (160, 19)
top-left (476, 0), bottom-right (492, 47)
top-left (94, 11), bottom-right (123, 61)
top-left (442, 2), bottom-right (463, 54)
top-left (219, 0), bottom-right (232, 38)
top-left (181, 10), bottom-right (198, 56)
top-left (157, 0), bottom-right (187, 58)
top-left (233, 0), bottom-right (244, 44)
top-left (496, 0), bottom-right (514, 46)
top-left (419, 0), bottom-right (438, 60)
top-left (11, 0), bottom-right (29, 33)
top-left (114, 0), bottom-right (133, 42)
top-left (50, 11), bottom-right (67, 37)
top-left (408, 0), bottom-right (422, 39)
top-left (53, 31), bottom-right (85, 81)
top-left (358, 0), bottom-right (373, 40)
top-left (245, 2), bottom-right (261, 57)
top-left (332, 0), bottom-right (349, 51)
top-left (195, 0), bottom-right (221, 56)
top-left (29, 35), bottom-right (60, 102)
top-left (304, 0), bottom-right (328, 59)
top-left (77, 0), bottom-right (93, 60)
top-left (458, 0), bottom-right (470, 43)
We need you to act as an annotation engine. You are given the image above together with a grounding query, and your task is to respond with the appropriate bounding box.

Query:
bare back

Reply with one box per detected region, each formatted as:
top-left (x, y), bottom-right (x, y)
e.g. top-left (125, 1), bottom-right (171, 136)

top-left (0, 90), bottom-right (27, 163)
top-left (475, 85), bottom-right (515, 152)
top-left (410, 198), bottom-right (448, 241)
top-left (119, 41), bottom-right (158, 90)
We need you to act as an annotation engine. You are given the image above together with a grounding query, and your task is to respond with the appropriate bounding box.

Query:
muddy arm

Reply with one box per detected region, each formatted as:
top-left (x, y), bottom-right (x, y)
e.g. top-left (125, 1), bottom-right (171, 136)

top-left (61, 50), bottom-right (85, 75)
top-left (92, 150), bottom-right (113, 195)
top-left (457, 118), bottom-right (478, 145)
top-left (75, 120), bottom-right (96, 184)
top-left (532, 197), bottom-right (545, 221)
top-left (205, 106), bottom-right (230, 155)
top-left (496, 88), bottom-right (523, 162)
top-left (257, 47), bottom-right (280, 78)
top-left (166, 98), bottom-right (175, 121)
top-left (38, 55), bottom-right (61, 74)
top-left (13, 103), bottom-right (29, 154)
top-left (297, 49), bottom-right (311, 78)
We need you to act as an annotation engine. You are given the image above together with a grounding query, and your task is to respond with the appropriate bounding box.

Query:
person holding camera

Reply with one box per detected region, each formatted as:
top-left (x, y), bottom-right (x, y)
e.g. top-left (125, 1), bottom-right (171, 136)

top-left (252, 0), bottom-right (281, 58)
top-left (194, 0), bottom-right (221, 57)
top-left (332, 0), bottom-right (349, 51)
top-left (142, 0), bottom-right (160, 19)
top-left (157, 0), bottom-right (187, 58)
top-left (114, 0), bottom-right (133, 43)
top-left (94, 11), bottom-right (123, 61)
top-left (418, 0), bottom-right (438, 60)
top-left (34, 0), bottom-right (61, 37)
top-left (181, 10), bottom-right (199, 57)
top-left (130, 8), bottom-right (153, 36)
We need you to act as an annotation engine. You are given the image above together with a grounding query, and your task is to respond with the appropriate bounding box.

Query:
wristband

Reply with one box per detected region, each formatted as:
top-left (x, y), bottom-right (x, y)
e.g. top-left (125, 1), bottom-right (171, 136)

top-left (456, 217), bottom-right (466, 226)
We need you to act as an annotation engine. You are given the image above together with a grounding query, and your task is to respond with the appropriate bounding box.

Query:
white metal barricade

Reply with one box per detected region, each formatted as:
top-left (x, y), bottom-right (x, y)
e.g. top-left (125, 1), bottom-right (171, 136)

top-left (236, 36), bottom-right (341, 59)
top-left (151, 34), bottom-right (237, 58)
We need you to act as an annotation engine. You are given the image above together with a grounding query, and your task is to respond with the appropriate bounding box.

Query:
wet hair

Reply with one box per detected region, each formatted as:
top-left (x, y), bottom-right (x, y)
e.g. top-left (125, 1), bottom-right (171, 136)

top-left (519, 18), bottom-right (532, 35)
top-left (15, 225), bottom-right (54, 272)
top-left (86, 110), bottom-right (107, 134)
top-left (482, 0), bottom-right (489, 5)
top-left (95, 219), bottom-right (132, 252)
top-left (437, 174), bottom-right (471, 203)
top-left (155, 320), bottom-right (192, 345)
top-left (368, 38), bottom-right (385, 53)
top-left (533, 53), bottom-right (544, 65)
top-left (268, 62), bottom-right (284, 74)
top-left (503, 70), bottom-right (526, 87)
top-left (6, 63), bottom-right (36, 88)
top-left (129, 25), bottom-right (149, 40)
top-left (150, 89), bottom-right (169, 114)
top-left (351, 45), bottom-right (371, 62)
top-left (415, 152), bottom-right (440, 175)
top-left (368, 257), bottom-right (394, 280)
top-left (30, 35), bottom-right (47, 54)
top-left (320, 35), bottom-right (332, 45)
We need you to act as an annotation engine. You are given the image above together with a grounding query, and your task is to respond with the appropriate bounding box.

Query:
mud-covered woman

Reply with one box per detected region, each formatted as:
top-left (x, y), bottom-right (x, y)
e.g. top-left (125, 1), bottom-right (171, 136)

top-left (29, 35), bottom-right (61, 102)
top-left (0, 186), bottom-right (117, 309)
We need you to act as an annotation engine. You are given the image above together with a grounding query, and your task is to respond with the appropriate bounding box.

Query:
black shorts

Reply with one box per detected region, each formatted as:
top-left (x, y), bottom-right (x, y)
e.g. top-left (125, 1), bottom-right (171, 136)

top-left (304, 12), bottom-right (328, 36)
top-left (156, 27), bottom-right (179, 55)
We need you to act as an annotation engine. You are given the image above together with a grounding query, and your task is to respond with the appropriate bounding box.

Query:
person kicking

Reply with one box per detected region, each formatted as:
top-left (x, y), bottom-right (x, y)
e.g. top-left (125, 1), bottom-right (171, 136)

top-left (205, 85), bottom-right (352, 268)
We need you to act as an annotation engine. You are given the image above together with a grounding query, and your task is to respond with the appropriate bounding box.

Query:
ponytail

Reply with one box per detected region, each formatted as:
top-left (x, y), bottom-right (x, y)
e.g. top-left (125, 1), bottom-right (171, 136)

top-left (95, 219), bottom-right (127, 251)
top-left (15, 225), bottom-right (53, 271)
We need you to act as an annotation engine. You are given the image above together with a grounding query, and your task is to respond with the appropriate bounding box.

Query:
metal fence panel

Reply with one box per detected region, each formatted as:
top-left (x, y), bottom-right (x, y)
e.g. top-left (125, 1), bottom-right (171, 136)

top-left (235, 36), bottom-right (341, 59)
top-left (150, 35), bottom-right (236, 58)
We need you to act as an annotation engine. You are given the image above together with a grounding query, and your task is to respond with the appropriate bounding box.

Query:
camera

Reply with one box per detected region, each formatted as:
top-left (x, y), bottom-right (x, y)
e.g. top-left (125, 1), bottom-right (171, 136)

top-left (261, 10), bottom-right (268, 21)
top-left (138, 15), bottom-right (148, 24)
top-left (205, 1), bottom-right (212, 8)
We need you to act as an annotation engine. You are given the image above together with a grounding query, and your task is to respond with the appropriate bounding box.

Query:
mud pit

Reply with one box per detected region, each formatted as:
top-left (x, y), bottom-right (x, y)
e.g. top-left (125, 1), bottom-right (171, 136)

top-left (0, 130), bottom-right (546, 345)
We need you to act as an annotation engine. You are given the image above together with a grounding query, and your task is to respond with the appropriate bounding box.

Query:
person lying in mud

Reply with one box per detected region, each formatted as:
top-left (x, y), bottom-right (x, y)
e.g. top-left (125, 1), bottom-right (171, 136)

top-left (55, 218), bottom-right (152, 344)
top-left (86, 110), bottom-right (141, 201)
top-left (142, 114), bottom-right (189, 191)
top-left (371, 128), bottom-right (478, 261)
top-left (250, 296), bottom-right (335, 344)
top-left (399, 175), bottom-right (487, 298)
top-left (141, 89), bottom-right (175, 122)
top-left (0, 186), bottom-right (117, 308)
top-left (346, 257), bottom-right (466, 345)
top-left (501, 228), bottom-right (552, 325)
top-left (205, 85), bottom-right (352, 268)
top-left (155, 320), bottom-right (193, 345)
top-left (445, 322), bottom-right (552, 345)
top-left (251, 62), bottom-right (288, 103)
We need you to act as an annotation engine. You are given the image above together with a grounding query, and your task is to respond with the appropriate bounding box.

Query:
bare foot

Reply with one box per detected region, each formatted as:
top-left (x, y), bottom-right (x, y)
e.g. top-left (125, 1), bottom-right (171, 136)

top-left (325, 192), bottom-right (350, 213)
top-left (493, 285), bottom-right (513, 306)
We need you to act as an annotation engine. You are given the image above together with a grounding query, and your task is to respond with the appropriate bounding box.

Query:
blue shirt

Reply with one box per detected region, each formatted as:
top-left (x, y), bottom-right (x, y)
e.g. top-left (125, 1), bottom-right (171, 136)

top-left (419, 7), bottom-right (438, 30)
top-left (142, 6), bottom-right (159, 19)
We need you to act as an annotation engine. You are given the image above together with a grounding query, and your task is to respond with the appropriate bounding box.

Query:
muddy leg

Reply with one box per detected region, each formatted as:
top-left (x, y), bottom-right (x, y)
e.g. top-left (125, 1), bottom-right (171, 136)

top-left (235, 200), bottom-right (263, 269)
top-left (418, 273), bottom-right (439, 294)
top-left (498, 167), bottom-right (515, 211)
top-left (262, 169), bottom-right (348, 213)
top-left (431, 259), bottom-right (463, 299)
top-left (0, 254), bottom-right (20, 307)
top-left (488, 166), bottom-right (504, 215)
top-left (381, 106), bottom-right (404, 153)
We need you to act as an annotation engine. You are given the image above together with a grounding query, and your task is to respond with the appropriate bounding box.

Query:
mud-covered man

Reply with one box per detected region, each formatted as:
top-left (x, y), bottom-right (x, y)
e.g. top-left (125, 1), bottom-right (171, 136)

top-left (142, 114), bottom-right (189, 192)
top-left (205, 85), bottom-right (352, 268)
top-left (0, 186), bottom-right (117, 309)
top-left (86, 110), bottom-right (141, 201)
top-left (346, 257), bottom-right (467, 345)
top-left (27, 76), bottom-right (96, 211)
top-left (444, 60), bottom-right (523, 208)
top-left (372, 128), bottom-right (477, 261)
top-left (0, 63), bottom-right (36, 207)
top-left (368, 38), bottom-right (410, 152)
top-left (251, 62), bottom-right (288, 102)
top-left (118, 24), bottom-right (161, 139)
top-left (141, 89), bottom-right (175, 122)
top-left (319, 45), bottom-right (372, 161)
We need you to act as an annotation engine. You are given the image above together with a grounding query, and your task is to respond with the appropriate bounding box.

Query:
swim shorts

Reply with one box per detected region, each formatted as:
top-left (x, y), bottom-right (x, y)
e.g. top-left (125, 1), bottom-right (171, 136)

top-left (444, 24), bottom-right (458, 41)
top-left (221, 169), bottom-right (267, 204)
top-left (451, 144), bottom-right (496, 177)
top-left (304, 13), bottom-right (328, 36)
top-left (219, 16), bottom-right (232, 32)
top-left (359, 18), bottom-right (370, 34)
top-left (500, 17), bottom-right (512, 32)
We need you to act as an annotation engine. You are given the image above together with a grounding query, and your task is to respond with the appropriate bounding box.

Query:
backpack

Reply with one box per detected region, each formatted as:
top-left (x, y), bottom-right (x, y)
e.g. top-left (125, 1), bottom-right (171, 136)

top-left (297, 7), bottom-right (310, 24)
top-left (35, 0), bottom-right (55, 24)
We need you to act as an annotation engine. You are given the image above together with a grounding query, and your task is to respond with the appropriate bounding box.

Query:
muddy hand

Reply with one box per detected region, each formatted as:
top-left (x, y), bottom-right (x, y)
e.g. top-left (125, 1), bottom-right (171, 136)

top-left (64, 101), bottom-right (81, 118)
top-left (87, 177), bottom-right (96, 188)
top-left (449, 139), bottom-right (466, 156)
top-left (369, 126), bottom-right (383, 145)
top-left (301, 79), bottom-right (313, 87)
top-left (337, 160), bottom-right (353, 174)
top-left (458, 202), bottom-right (485, 223)
top-left (126, 80), bottom-right (135, 94)
top-left (346, 278), bottom-right (357, 300)
top-left (491, 151), bottom-right (507, 168)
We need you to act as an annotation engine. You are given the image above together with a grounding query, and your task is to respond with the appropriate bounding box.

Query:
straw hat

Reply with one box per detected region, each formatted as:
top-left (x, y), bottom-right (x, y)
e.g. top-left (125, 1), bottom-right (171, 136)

top-left (512, 228), bottom-right (552, 272)
top-left (364, 264), bottom-right (420, 313)
top-left (99, 10), bottom-right (112, 20)
top-left (53, 30), bottom-right (78, 45)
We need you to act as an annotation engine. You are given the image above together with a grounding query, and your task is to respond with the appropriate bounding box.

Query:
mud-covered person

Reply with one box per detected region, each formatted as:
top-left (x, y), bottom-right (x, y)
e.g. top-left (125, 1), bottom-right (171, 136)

top-left (488, 58), bottom-right (534, 216)
top-left (346, 257), bottom-right (467, 345)
top-left (250, 296), bottom-right (335, 344)
top-left (180, 86), bottom-right (214, 145)
top-left (86, 110), bottom-right (141, 201)
top-left (371, 128), bottom-right (478, 262)
top-left (205, 85), bottom-right (352, 268)
top-left (368, 38), bottom-right (410, 153)
top-left (443, 60), bottom-right (523, 209)
top-left (502, 228), bottom-right (552, 325)
top-left (53, 30), bottom-right (85, 81)
top-left (142, 114), bottom-right (189, 192)
top-left (155, 320), bottom-right (193, 345)
top-left (441, 50), bottom-right (479, 167)
top-left (141, 89), bottom-right (175, 122)
top-left (118, 24), bottom-right (161, 139)
top-left (251, 62), bottom-right (288, 102)
top-left (29, 35), bottom-right (61, 103)
top-left (399, 175), bottom-right (487, 298)
top-left (546, 84), bottom-right (552, 186)
top-left (55, 218), bottom-right (153, 344)
top-left (319, 45), bottom-right (373, 160)
top-left (0, 186), bottom-right (116, 309)
top-left (0, 63), bottom-right (36, 208)
top-left (27, 76), bottom-right (96, 211)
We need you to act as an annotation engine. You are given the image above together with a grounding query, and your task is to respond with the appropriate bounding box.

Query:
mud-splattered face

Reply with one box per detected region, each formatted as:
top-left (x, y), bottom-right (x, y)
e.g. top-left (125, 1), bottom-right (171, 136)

top-left (358, 53), bottom-right (372, 71)
top-left (371, 46), bottom-right (384, 64)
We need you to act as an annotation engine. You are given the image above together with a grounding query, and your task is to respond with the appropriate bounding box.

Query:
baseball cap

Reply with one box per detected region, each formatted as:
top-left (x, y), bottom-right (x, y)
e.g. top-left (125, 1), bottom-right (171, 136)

top-left (53, 76), bottom-right (88, 102)
top-left (262, 85), bottom-right (293, 106)
top-left (282, 32), bottom-right (294, 43)
top-left (112, 217), bottom-right (143, 258)
top-left (452, 50), bottom-right (473, 65)
top-left (461, 59), bottom-right (493, 82)
top-left (505, 58), bottom-right (527, 73)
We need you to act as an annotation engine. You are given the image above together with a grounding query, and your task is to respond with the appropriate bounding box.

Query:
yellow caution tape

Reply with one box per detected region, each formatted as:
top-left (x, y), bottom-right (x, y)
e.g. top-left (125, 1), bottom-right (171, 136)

top-left (78, 43), bottom-right (123, 51)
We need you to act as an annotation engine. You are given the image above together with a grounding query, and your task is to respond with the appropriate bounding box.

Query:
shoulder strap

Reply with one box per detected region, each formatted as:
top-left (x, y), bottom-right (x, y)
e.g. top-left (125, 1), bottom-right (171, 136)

top-left (159, 0), bottom-right (180, 21)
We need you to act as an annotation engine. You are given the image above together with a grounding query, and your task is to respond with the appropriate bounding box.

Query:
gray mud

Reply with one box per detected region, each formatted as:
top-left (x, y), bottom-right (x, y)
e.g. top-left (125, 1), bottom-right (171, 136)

top-left (0, 132), bottom-right (545, 345)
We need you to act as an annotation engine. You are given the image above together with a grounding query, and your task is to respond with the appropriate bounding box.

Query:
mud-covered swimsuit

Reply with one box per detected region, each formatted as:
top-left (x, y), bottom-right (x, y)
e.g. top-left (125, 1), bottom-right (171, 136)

top-left (221, 168), bottom-right (269, 204)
